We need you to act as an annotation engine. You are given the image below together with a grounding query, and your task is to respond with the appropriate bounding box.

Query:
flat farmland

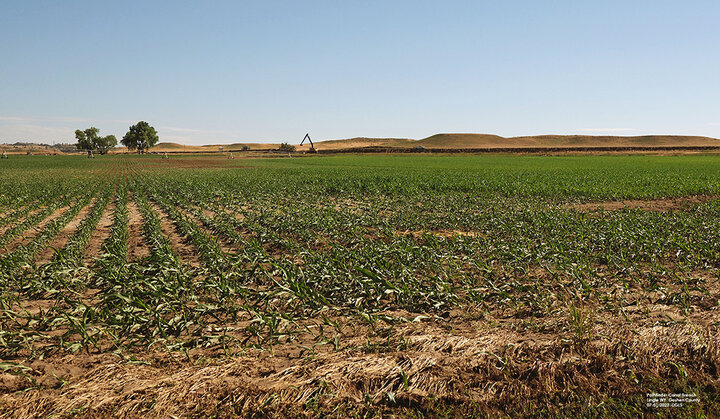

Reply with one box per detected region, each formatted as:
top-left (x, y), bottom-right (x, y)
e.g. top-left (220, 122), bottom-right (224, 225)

top-left (1, 153), bottom-right (719, 417)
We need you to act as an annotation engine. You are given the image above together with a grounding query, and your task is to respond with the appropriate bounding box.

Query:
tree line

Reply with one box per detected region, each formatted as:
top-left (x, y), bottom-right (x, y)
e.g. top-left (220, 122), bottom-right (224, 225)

top-left (75, 121), bottom-right (159, 154)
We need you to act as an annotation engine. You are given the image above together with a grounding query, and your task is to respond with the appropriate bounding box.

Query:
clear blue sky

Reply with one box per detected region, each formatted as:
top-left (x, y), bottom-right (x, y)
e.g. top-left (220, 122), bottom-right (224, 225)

top-left (2, 1), bottom-right (719, 144)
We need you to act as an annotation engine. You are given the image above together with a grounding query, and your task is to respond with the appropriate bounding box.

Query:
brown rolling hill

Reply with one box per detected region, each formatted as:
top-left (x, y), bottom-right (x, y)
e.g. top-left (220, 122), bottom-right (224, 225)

top-left (7, 134), bottom-right (720, 155)
top-left (302, 134), bottom-right (720, 150)
top-left (297, 137), bottom-right (414, 151)
top-left (415, 134), bottom-right (720, 149)
top-left (417, 134), bottom-right (510, 148)
top-left (142, 134), bottom-right (720, 153)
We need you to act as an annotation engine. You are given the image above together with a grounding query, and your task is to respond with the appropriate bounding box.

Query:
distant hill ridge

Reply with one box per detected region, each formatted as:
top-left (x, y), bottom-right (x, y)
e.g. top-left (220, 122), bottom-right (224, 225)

top-left (153, 133), bottom-right (720, 152)
top-left (307, 134), bottom-right (720, 150)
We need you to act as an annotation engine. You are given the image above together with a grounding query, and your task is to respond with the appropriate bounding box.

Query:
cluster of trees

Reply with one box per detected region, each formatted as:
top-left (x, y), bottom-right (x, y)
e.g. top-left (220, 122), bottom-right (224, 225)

top-left (75, 128), bottom-right (117, 155)
top-left (75, 121), bottom-right (159, 154)
top-left (278, 142), bottom-right (296, 152)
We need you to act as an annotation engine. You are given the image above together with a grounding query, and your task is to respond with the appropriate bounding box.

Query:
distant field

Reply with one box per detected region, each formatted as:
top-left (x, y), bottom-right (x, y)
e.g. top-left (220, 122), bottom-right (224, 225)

top-left (1, 154), bottom-right (719, 417)
top-left (152, 142), bottom-right (279, 152)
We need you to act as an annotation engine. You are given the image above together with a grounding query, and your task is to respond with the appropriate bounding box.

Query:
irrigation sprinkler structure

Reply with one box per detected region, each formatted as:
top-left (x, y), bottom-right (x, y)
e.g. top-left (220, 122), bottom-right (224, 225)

top-left (300, 133), bottom-right (317, 153)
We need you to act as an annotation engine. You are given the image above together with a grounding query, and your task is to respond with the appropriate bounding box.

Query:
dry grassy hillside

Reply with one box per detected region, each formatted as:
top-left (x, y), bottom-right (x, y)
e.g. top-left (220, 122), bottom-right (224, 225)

top-left (510, 134), bottom-right (720, 148)
top-left (417, 134), bottom-right (509, 148)
top-left (298, 137), bottom-right (414, 151)
top-left (31, 133), bottom-right (718, 155)
top-left (415, 133), bottom-right (720, 149)
top-left (287, 134), bottom-right (720, 151)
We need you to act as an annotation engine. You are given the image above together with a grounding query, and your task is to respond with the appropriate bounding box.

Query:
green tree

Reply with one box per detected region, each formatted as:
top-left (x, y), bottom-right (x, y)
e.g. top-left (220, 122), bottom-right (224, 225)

top-left (96, 134), bottom-right (117, 155)
top-left (75, 127), bottom-right (99, 152)
top-left (278, 142), bottom-right (296, 152)
top-left (121, 121), bottom-right (159, 154)
top-left (75, 127), bottom-right (117, 155)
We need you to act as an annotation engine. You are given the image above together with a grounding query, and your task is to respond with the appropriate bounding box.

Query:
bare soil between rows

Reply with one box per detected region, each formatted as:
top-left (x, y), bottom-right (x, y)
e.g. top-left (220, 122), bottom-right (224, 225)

top-left (35, 200), bottom-right (95, 264)
top-left (127, 199), bottom-right (151, 261)
top-left (567, 195), bottom-right (719, 212)
top-left (2, 206), bottom-right (70, 253)
top-left (83, 202), bottom-right (115, 264)
top-left (148, 201), bottom-right (202, 266)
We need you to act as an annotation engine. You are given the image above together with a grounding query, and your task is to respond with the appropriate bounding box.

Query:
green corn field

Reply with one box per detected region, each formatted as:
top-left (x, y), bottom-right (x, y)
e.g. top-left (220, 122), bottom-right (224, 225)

top-left (0, 153), bottom-right (719, 417)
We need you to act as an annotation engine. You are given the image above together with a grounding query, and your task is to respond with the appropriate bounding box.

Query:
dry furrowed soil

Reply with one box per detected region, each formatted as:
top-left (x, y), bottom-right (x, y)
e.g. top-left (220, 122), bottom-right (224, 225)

top-left (126, 198), bottom-right (151, 261)
top-left (147, 201), bottom-right (202, 266)
top-left (2, 206), bottom-right (71, 253)
top-left (174, 204), bottom-right (239, 254)
top-left (82, 202), bottom-right (115, 264)
top-left (35, 200), bottom-right (96, 264)
top-left (0, 206), bottom-right (49, 240)
top-left (1, 302), bottom-right (717, 417)
top-left (567, 195), bottom-right (719, 212)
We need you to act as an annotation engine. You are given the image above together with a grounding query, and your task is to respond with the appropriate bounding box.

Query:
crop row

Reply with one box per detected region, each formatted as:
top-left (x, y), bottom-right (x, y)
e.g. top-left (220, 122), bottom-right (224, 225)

top-left (0, 155), bottom-right (718, 359)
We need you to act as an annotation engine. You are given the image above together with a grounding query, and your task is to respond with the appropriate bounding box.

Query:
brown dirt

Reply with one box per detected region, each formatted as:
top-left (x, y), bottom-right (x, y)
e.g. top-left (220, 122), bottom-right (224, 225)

top-left (83, 202), bottom-right (116, 263)
top-left (0, 309), bottom-right (717, 417)
top-left (0, 262), bottom-right (717, 416)
top-left (2, 206), bottom-right (70, 253)
top-left (0, 205), bottom-right (18, 219)
top-left (176, 204), bottom-right (238, 254)
top-left (127, 200), bottom-right (151, 261)
top-left (0, 147), bottom-right (66, 155)
top-left (13, 298), bottom-right (63, 317)
top-left (228, 205), bottom-right (251, 221)
top-left (35, 200), bottom-right (95, 265)
top-left (568, 195), bottom-right (718, 212)
top-left (202, 208), bottom-right (215, 218)
top-left (148, 202), bottom-right (201, 267)
top-left (0, 206), bottom-right (44, 238)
